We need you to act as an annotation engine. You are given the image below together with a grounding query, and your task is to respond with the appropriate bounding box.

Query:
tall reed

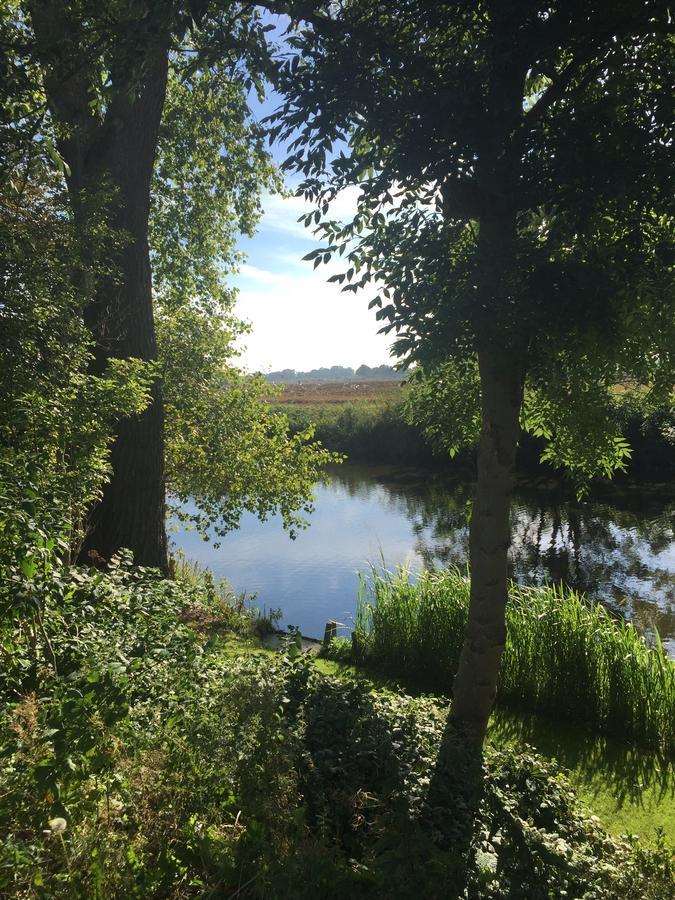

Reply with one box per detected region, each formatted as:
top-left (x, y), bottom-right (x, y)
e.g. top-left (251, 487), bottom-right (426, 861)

top-left (353, 568), bottom-right (675, 751)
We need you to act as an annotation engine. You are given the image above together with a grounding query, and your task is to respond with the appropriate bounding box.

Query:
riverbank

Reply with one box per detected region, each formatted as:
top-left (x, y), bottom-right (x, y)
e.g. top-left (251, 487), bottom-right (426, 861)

top-left (274, 382), bottom-right (675, 484)
top-left (2, 560), bottom-right (672, 896)
top-left (346, 569), bottom-right (675, 750)
top-left (174, 460), bottom-right (675, 651)
top-left (251, 633), bottom-right (675, 843)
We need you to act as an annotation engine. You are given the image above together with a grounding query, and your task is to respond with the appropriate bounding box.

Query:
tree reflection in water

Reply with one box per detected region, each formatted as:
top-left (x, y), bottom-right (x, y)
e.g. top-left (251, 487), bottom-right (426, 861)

top-left (328, 464), bottom-right (675, 652)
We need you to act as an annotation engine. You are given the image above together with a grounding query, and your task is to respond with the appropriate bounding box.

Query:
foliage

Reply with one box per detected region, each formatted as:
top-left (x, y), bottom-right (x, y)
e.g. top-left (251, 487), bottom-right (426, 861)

top-left (148, 30), bottom-right (339, 541)
top-left (352, 569), bottom-right (675, 752)
top-left (274, 1), bottom-right (674, 452)
top-left (151, 52), bottom-right (281, 313)
top-left (406, 359), bottom-right (636, 486)
top-left (281, 385), bottom-right (673, 479)
top-left (610, 387), bottom-right (675, 480)
top-left (274, 2), bottom-right (674, 735)
top-left (404, 360), bottom-right (481, 459)
top-left (273, 3), bottom-right (675, 742)
top-left (1, 3), bottom-right (338, 550)
top-left (282, 398), bottom-right (437, 465)
top-left (267, 364), bottom-right (400, 383)
top-left (1, 549), bottom-right (672, 897)
top-left (159, 300), bottom-right (341, 540)
top-left (0, 153), bottom-right (154, 556)
top-left (403, 371), bottom-right (675, 490)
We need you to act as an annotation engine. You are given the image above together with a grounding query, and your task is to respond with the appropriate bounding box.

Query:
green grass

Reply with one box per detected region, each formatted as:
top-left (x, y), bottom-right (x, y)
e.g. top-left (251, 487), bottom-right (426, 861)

top-left (352, 568), bottom-right (675, 753)
top-left (488, 708), bottom-right (675, 842)
top-left (3, 555), bottom-right (672, 896)
top-left (282, 400), bottom-right (438, 464)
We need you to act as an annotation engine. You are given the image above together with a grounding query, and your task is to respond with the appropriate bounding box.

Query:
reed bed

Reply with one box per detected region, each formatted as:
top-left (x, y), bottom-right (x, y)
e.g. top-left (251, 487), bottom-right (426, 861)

top-left (352, 568), bottom-right (675, 752)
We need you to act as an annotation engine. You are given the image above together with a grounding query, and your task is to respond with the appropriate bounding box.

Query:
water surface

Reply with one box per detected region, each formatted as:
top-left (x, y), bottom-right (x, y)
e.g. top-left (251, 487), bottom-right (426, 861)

top-left (173, 463), bottom-right (675, 652)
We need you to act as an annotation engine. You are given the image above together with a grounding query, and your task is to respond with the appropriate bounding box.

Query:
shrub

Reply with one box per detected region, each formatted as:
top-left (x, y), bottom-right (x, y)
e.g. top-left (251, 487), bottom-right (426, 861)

top-left (283, 400), bottom-right (439, 465)
top-left (1, 554), bottom-right (672, 897)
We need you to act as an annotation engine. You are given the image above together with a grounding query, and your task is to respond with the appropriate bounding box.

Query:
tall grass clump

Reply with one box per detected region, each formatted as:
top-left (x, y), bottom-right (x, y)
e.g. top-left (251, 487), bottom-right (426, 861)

top-left (353, 569), bottom-right (675, 752)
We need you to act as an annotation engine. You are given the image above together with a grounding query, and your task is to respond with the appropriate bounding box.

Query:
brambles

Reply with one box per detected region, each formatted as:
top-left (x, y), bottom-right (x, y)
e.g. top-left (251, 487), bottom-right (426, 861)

top-left (1, 556), bottom-right (672, 897)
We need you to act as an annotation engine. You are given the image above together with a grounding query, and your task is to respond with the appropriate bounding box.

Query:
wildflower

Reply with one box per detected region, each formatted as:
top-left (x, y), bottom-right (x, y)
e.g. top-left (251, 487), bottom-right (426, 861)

top-left (47, 817), bottom-right (67, 835)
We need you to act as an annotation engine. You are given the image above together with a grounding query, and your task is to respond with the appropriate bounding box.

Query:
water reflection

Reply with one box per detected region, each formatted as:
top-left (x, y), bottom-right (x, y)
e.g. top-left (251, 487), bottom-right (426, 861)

top-left (173, 463), bottom-right (675, 652)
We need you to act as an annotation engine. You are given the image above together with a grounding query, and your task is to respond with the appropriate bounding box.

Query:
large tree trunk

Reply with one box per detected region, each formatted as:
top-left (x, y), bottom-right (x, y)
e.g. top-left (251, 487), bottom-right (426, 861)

top-left (450, 349), bottom-right (522, 738)
top-left (30, 2), bottom-right (170, 570)
top-left (78, 49), bottom-right (170, 570)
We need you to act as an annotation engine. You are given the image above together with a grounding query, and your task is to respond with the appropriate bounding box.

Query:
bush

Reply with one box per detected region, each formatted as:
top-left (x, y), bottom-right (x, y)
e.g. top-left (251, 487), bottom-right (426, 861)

top-left (283, 400), bottom-right (439, 465)
top-left (0, 176), bottom-right (153, 559)
top-left (1, 553), bottom-right (672, 897)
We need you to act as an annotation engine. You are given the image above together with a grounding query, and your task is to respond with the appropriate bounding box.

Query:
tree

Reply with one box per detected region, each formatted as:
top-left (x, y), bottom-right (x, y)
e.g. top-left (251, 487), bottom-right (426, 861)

top-left (0, 157), bottom-right (153, 562)
top-left (0, 5), bottom-right (153, 556)
top-left (25, 0), bottom-right (177, 567)
top-left (274, 0), bottom-right (674, 740)
top-left (7, 1), bottom-right (332, 567)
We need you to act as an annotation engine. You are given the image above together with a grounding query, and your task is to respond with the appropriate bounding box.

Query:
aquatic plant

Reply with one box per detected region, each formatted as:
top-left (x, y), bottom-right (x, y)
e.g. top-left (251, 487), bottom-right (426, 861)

top-left (353, 569), bottom-right (675, 751)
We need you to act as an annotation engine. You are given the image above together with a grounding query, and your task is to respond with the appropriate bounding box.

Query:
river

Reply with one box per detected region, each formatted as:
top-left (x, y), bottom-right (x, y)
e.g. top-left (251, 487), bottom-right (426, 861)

top-left (172, 462), bottom-right (675, 652)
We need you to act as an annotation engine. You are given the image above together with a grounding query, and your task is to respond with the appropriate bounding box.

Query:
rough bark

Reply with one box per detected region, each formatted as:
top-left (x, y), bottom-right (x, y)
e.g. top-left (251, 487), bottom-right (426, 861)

top-left (30, 1), bottom-right (170, 569)
top-left (78, 46), bottom-right (169, 570)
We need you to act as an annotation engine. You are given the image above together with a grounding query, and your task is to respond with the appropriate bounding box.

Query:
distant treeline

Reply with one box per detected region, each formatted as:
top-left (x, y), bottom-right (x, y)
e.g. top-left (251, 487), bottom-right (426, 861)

top-left (266, 364), bottom-right (402, 383)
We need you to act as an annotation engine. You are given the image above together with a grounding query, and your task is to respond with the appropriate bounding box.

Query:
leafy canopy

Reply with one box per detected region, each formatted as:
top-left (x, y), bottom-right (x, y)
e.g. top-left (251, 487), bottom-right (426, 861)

top-left (1, 1), bottom-right (339, 543)
top-left (273, 0), bottom-right (674, 486)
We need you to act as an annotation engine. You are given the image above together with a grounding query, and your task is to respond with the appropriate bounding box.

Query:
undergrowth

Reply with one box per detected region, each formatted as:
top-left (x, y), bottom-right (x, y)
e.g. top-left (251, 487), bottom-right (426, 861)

top-left (2, 558), bottom-right (673, 897)
top-left (280, 390), bottom-right (674, 478)
top-left (282, 400), bottom-right (438, 465)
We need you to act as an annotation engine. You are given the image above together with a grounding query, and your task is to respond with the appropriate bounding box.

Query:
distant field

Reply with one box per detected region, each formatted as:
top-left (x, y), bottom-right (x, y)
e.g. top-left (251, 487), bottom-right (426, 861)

top-left (272, 379), bottom-right (405, 406)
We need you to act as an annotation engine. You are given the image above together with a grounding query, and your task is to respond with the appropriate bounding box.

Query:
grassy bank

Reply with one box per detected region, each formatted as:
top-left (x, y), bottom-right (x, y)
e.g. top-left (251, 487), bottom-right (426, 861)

top-left (350, 569), bottom-right (675, 752)
top-left (2, 559), bottom-right (673, 897)
top-left (487, 707), bottom-right (675, 845)
top-left (316, 654), bottom-right (675, 844)
top-left (281, 396), bottom-right (439, 466)
top-left (274, 383), bottom-right (675, 481)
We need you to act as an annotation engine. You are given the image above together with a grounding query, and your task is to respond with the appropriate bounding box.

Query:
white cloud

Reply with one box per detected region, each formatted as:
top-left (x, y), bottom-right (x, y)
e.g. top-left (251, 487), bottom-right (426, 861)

top-left (232, 186), bottom-right (396, 372)
top-left (257, 185), bottom-right (362, 242)
top-left (234, 268), bottom-right (393, 372)
top-left (239, 263), bottom-right (295, 285)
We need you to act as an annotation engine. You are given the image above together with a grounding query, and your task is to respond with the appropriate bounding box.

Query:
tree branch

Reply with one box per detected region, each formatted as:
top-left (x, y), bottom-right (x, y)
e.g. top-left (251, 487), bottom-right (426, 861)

top-left (27, 0), bottom-right (101, 182)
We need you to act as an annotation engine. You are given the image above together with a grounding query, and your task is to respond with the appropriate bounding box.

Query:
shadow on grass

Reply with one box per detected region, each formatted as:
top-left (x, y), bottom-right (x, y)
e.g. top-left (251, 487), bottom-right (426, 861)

top-left (297, 677), bottom-right (484, 896)
top-left (489, 707), bottom-right (673, 811)
top-left (324, 654), bottom-right (673, 824)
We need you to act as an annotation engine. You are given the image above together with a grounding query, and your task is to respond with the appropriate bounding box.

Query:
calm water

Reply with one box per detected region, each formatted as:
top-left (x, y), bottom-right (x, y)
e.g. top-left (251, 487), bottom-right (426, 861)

top-left (172, 463), bottom-right (675, 652)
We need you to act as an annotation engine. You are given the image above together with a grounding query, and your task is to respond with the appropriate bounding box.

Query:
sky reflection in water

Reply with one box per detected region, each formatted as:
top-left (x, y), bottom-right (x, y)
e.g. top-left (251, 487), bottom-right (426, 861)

top-left (172, 463), bottom-right (675, 652)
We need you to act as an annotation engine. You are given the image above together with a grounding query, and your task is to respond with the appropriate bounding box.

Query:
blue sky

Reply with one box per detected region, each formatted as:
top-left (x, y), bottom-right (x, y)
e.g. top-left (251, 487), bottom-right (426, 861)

top-left (232, 188), bottom-right (394, 373)
top-left (229, 15), bottom-right (394, 373)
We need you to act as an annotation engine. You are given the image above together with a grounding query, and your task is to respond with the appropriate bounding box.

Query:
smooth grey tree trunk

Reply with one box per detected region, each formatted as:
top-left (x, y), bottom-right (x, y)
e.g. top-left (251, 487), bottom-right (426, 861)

top-left (450, 349), bottom-right (522, 738)
top-left (448, 5), bottom-right (528, 742)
